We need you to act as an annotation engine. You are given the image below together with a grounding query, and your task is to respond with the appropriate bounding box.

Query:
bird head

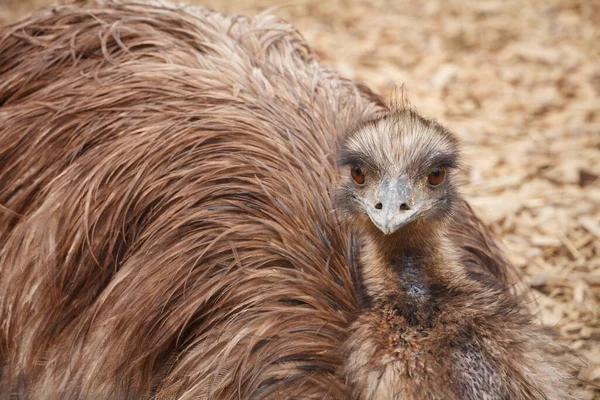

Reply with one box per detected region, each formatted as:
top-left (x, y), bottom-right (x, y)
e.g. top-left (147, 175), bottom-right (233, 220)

top-left (336, 109), bottom-right (460, 237)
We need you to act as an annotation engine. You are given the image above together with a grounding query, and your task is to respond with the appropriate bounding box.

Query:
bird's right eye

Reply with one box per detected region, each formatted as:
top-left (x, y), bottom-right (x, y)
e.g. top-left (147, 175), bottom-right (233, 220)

top-left (351, 166), bottom-right (365, 185)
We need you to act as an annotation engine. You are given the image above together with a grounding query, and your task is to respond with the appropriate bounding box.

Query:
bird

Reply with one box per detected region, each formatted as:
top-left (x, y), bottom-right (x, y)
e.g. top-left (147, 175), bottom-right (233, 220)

top-left (335, 108), bottom-right (580, 399)
top-left (0, 0), bottom-right (525, 398)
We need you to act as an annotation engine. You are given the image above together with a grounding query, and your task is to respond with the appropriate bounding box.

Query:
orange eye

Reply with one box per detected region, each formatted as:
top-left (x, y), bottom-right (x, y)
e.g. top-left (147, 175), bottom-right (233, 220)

top-left (351, 166), bottom-right (365, 185)
top-left (427, 167), bottom-right (446, 186)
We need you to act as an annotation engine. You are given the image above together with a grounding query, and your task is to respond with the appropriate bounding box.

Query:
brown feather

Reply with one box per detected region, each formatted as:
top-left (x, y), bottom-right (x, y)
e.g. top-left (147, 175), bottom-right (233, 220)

top-left (0, 1), bottom-right (521, 398)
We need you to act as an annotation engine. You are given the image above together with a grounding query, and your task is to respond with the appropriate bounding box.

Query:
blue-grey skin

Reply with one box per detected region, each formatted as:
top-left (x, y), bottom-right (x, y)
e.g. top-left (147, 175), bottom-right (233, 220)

top-left (363, 175), bottom-right (447, 235)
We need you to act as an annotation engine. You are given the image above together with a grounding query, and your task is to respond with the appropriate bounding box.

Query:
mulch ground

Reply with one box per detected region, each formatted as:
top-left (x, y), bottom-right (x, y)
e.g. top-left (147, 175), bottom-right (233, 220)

top-left (2, 0), bottom-right (599, 392)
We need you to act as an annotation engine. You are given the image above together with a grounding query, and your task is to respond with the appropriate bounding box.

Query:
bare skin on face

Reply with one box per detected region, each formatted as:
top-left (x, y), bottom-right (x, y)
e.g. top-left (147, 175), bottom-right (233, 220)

top-left (336, 108), bottom-right (578, 400)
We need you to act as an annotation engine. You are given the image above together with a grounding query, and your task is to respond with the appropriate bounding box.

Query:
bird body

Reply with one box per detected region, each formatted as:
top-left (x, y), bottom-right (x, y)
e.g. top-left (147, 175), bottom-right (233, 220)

top-left (0, 1), bottom-right (538, 398)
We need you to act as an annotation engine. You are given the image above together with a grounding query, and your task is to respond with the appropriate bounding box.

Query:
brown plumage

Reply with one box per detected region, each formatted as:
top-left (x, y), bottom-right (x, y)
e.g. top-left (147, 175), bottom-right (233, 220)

top-left (1, 1), bottom-right (518, 398)
top-left (336, 110), bottom-right (580, 399)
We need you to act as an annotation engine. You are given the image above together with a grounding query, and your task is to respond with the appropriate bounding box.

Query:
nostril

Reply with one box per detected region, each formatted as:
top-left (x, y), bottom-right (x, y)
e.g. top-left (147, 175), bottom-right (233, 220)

top-left (374, 202), bottom-right (383, 210)
top-left (399, 203), bottom-right (410, 211)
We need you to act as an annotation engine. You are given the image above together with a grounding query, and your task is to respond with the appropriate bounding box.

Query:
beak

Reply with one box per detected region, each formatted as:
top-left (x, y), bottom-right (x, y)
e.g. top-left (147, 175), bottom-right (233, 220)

top-left (365, 177), bottom-right (419, 235)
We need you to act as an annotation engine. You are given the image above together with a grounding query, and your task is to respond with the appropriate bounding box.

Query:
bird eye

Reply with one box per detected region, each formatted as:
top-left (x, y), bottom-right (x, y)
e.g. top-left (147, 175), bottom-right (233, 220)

top-left (351, 166), bottom-right (365, 185)
top-left (427, 167), bottom-right (446, 186)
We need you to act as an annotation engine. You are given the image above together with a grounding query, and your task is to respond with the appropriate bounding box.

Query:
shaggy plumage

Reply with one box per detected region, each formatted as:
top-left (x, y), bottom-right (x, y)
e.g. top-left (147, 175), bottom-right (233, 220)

top-left (1, 1), bottom-right (516, 398)
top-left (336, 110), bottom-right (580, 399)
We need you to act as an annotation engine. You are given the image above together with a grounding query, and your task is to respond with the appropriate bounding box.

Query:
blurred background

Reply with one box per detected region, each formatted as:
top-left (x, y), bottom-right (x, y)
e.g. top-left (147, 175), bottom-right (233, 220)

top-left (2, 0), bottom-right (599, 387)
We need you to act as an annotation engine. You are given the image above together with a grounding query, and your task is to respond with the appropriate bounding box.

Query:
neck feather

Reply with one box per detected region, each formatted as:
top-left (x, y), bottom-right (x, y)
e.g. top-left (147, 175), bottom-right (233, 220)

top-left (357, 220), bottom-right (464, 304)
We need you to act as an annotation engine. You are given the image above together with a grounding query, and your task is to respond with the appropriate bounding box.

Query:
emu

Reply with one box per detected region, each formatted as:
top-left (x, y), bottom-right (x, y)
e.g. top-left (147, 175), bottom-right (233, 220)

top-left (336, 109), bottom-right (578, 399)
top-left (0, 1), bottom-right (563, 398)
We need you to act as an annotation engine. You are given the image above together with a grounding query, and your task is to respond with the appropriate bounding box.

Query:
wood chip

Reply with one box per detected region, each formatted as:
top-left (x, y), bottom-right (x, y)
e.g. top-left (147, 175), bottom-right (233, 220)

top-left (580, 217), bottom-right (600, 240)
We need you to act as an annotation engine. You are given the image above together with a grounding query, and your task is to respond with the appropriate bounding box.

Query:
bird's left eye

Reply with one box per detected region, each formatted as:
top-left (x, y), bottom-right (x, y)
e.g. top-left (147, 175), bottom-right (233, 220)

top-left (351, 166), bottom-right (365, 185)
top-left (427, 167), bottom-right (446, 186)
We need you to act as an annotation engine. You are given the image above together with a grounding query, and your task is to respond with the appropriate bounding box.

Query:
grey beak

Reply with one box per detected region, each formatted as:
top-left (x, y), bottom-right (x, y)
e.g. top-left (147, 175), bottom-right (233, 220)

top-left (366, 177), bottom-right (418, 235)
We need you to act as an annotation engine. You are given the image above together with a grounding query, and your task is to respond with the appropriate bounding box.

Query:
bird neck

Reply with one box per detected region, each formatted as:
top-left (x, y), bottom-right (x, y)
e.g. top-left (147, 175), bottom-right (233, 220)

top-left (358, 224), bottom-right (463, 308)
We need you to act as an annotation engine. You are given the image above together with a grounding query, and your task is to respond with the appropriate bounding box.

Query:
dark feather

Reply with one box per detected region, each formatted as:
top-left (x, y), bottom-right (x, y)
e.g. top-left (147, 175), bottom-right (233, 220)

top-left (0, 1), bottom-right (523, 398)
